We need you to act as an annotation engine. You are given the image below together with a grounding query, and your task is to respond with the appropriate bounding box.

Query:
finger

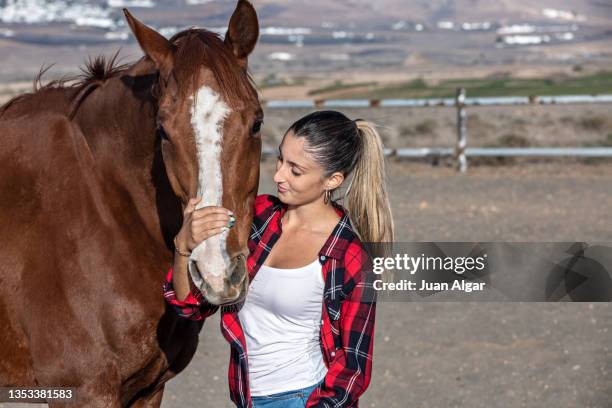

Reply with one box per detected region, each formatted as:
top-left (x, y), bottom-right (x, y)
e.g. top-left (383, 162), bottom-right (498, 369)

top-left (195, 205), bottom-right (231, 214)
top-left (195, 227), bottom-right (229, 243)
top-left (192, 206), bottom-right (233, 219)
top-left (191, 219), bottom-right (227, 231)
top-left (184, 197), bottom-right (203, 215)
top-left (192, 219), bottom-right (231, 232)
top-left (193, 213), bottom-right (232, 224)
top-left (205, 227), bottom-right (230, 238)
top-left (187, 197), bottom-right (201, 207)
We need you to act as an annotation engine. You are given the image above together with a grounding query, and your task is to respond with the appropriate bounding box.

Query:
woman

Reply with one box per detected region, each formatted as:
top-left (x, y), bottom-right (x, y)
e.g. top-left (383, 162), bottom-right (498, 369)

top-left (163, 110), bottom-right (394, 407)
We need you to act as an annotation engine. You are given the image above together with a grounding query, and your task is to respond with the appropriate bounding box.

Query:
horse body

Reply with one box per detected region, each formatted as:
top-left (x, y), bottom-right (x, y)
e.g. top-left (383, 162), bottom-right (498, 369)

top-left (0, 1), bottom-right (262, 405)
top-left (0, 87), bottom-right (194, 406)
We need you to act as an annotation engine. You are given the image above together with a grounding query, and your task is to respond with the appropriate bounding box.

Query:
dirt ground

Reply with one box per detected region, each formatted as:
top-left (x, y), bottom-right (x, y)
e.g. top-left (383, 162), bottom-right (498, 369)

top-left (1, 158), bottom-right (610, 408)
top-left (157, 161), bottom-right (612, 408)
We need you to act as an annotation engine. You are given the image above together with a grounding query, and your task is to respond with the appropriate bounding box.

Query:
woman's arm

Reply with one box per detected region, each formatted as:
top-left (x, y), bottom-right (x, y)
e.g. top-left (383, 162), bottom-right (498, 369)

top-left (162, 197), bottom-right (233, 320)
top-left (172, 233), bottom-right (193, 301)
top-left (306, 243), bottom-right (377, 407)
top-left (163, 265), bottom-right (218, 321)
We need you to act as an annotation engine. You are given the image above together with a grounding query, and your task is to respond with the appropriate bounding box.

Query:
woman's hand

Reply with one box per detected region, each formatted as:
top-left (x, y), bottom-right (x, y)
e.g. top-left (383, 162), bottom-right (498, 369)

top-left (175, 197), bottom-right (234, 253)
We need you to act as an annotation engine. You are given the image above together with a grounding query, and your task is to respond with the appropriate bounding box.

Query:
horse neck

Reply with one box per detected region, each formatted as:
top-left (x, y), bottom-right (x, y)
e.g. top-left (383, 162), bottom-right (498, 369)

top-left (74, 61), bottom-right (159, 172)
top-left (73, 61), bottom-right (177, 249)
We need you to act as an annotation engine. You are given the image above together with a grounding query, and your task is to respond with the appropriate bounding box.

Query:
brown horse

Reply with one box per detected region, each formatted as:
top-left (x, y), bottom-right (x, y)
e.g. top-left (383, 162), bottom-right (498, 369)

top-left (0, 1), bottom-right (262, 406)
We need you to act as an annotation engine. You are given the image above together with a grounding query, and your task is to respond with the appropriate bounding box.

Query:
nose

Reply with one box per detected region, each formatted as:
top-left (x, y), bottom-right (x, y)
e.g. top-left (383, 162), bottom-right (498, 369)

top-left (273, 165), bottom-right (285, 184)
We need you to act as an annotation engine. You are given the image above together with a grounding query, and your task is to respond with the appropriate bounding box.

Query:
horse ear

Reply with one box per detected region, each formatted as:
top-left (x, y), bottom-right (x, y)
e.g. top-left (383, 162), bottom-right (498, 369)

top-left (123, 8), bottom-right (174, 77)
top-left (224, 0), bottom-right (259, 69)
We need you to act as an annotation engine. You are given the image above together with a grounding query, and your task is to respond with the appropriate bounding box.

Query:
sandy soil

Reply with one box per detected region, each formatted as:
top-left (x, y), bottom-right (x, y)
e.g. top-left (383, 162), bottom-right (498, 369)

top-left (156, 161), bottom-right (612, 408)
top-left (0, 161), bottom-right (610, 408)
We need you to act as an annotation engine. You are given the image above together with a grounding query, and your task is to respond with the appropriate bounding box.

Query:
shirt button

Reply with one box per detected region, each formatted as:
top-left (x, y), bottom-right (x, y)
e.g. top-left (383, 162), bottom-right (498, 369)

top-left (320, 255), bottom-right (326, 261)
top-left (331, 351), bottom-right (336, 357)
top-left (321, 319), bottom-right (324, 325)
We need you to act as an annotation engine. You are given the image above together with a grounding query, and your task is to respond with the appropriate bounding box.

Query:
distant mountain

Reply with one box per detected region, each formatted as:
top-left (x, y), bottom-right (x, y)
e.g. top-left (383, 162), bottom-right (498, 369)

top-left (1, 0), bottom-right (611, 82)
top-left (2, 0), bottom-right (611, 30)
top-left (253, 0), bottom-right (612, 26)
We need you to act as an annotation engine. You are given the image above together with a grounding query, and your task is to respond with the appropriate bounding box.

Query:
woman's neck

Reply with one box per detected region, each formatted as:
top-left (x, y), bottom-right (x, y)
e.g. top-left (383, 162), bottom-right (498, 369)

top-left (283, 199), bottom-right (340, 234)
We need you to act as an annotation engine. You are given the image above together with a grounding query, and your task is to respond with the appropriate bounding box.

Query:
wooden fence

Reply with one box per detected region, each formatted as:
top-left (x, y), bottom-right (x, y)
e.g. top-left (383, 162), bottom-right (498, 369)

top-left (262, 91), bottom-right (612, 172)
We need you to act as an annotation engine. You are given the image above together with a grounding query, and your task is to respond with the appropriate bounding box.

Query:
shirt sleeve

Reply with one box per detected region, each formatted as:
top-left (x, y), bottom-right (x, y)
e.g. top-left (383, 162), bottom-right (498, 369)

top-left (162, 267), bottom-right (219, 320)
top-left (306, 244), bottom-right (376, 408)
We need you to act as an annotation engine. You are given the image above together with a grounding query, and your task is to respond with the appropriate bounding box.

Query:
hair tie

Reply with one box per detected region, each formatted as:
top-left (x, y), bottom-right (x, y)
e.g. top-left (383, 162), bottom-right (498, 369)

top-left (353, 118), bottom-right (361, 131)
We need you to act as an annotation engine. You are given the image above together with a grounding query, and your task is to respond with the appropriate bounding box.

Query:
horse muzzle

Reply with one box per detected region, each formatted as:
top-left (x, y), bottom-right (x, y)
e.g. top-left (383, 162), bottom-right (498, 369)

top-left (189, 253), bottom-right (249, 306)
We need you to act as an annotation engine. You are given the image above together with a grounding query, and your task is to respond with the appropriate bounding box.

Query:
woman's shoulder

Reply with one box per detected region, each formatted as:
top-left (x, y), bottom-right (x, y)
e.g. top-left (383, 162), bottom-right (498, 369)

top-left (342, 234), bottom-right (371, 270)
top-left (332, 212), bottom-right (365, 252)
top-left (330, 216), bottom-right (372, 274)
top-left (337, 232), bottom-right (376, 300)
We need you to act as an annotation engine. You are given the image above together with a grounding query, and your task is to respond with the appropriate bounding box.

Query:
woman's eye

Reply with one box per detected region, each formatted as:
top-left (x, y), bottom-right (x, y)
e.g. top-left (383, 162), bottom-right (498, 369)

top-left (276, 155), bottom-right (300, 176)
top-left (252, 120), bottom-right (263, 135)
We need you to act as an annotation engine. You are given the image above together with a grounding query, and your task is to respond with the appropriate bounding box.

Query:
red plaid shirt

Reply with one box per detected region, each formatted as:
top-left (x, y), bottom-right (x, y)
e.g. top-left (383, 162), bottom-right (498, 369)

top-left (163, 194), bottom-right (376, 407)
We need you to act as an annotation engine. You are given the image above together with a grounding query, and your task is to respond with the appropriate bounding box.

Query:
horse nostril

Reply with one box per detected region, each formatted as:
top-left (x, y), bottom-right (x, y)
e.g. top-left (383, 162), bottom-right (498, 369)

top-left (200, 278), bottom-right (213, 298)
top-left (228, 255), bottom-right (246, 286)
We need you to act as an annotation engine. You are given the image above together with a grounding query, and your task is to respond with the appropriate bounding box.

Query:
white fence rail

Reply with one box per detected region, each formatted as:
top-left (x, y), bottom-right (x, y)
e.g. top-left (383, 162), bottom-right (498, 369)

top-left (263, 92), bottom-right (612, 172)
top-left (264, 94), bottom-right (612, 109)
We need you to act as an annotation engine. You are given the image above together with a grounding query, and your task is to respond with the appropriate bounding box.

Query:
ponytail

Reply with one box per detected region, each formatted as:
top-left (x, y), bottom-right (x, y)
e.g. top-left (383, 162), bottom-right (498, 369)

top-left (345, 120), bottom-right (394, 244)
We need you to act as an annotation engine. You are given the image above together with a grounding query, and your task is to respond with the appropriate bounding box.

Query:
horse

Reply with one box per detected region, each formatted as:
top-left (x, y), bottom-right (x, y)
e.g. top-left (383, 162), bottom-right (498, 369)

top-left (0, 1), bottom-right (262, 406)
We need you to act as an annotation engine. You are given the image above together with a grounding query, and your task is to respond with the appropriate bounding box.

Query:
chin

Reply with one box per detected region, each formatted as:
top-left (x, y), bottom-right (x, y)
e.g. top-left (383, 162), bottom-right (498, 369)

top-left (277, 193), bottom-right (301, 206)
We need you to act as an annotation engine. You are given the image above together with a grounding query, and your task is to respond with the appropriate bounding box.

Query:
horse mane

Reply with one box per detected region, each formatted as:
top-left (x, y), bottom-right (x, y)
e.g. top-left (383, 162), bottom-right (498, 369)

top-left (0, 51), bottom-right (131, 118)
top-left (32, 51), bottom-right (129, 92)
top-left (66, 52), bottom-right (132, 118)
top-left (78, 52), bottom-right (130, 85)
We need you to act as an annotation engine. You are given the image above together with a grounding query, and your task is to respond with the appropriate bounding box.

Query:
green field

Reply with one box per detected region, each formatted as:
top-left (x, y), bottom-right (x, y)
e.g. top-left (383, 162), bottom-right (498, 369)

top-left (307, 81), bottom-right (378, 96)
top-left (310, 71), bottom-right (612, 99)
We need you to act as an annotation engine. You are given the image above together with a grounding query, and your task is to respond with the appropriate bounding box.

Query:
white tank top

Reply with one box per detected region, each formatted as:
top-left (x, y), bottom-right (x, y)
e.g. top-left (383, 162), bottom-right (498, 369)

top-left (237, 258), bottom-right (328, 396)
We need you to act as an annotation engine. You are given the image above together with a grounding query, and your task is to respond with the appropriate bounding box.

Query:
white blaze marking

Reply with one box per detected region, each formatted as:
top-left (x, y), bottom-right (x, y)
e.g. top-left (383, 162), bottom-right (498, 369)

top-left (188, 86), bottom-right (231, 288)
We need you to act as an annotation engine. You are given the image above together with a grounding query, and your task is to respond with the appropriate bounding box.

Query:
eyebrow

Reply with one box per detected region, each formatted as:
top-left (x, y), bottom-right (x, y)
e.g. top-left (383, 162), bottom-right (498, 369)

top-left (278, 147), bottom-right (308, 171)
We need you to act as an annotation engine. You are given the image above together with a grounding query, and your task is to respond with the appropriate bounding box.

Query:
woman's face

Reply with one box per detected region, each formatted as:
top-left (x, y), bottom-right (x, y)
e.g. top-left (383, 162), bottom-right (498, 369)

top-left (274, 131), bottom-right (329, 206)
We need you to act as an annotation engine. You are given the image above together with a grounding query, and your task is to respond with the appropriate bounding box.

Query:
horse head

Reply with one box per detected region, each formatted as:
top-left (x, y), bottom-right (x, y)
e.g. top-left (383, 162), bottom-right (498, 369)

top-left (124, 1), bottom-right (262, 306)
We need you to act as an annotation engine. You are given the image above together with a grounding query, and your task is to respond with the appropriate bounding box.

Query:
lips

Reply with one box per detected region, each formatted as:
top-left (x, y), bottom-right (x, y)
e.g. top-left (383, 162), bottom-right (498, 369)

top-left (277, 185), bottom-right (288, 193)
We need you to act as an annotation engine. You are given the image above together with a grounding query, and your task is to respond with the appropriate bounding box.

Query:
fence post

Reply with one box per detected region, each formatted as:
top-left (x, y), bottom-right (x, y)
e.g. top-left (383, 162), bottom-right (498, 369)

top-left (455, 87), bottom-right (467, 173)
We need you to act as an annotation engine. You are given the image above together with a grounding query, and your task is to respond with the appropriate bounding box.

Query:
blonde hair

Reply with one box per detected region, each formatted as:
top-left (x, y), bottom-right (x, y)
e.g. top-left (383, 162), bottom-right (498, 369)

top-left (345, 120), bottom-right (394, 244)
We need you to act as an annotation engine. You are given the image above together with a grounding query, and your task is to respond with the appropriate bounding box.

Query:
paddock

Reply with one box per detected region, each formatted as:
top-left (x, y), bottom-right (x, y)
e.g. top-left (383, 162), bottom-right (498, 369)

top-left (2, 96), bottom-right (611, 406)
top-left (1, 157), bottom-right (610, 408)
top-left (157, 160), bottom-right (612, 408)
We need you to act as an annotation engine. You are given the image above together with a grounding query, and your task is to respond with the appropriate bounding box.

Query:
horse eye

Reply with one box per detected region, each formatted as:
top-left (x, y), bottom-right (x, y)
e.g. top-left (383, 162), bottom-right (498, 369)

top-left (252, 120), bottom-right (263, 136)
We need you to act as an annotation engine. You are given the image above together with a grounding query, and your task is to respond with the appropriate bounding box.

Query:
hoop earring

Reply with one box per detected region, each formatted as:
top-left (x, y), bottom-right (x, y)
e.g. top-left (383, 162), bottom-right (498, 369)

top-left (324, 189), bottom-right (331, 205)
